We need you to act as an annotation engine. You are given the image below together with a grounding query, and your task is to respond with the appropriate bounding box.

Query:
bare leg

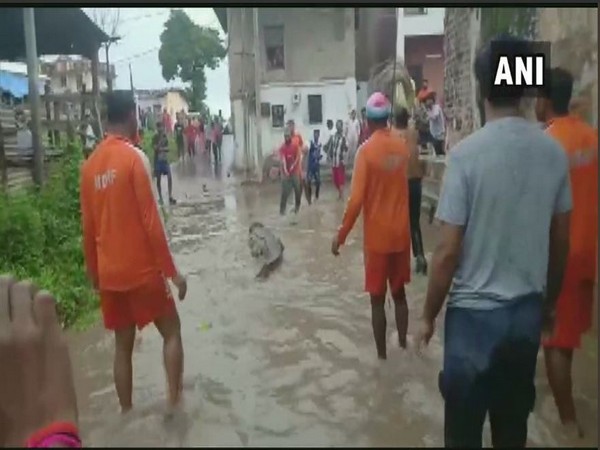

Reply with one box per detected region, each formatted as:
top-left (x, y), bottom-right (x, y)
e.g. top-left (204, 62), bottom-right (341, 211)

top-left (304, 179), bottom-right (312, 205)
top-left (391, 286), bottom-right (408, 349)
top-left (156, 175), bottom-right (164, 204)
top-left (167, 172), bottom-right (176, 204)
top-left (370, 295), bottom-right (387, 360)
top-left (154, 311), bottom-right (184, 411)
top-left (114, 325), bottom-right (136, 413)
top-left (167, 173), bottom-right (173, 198)
top-left (544, 347), bottom-right (583, 436)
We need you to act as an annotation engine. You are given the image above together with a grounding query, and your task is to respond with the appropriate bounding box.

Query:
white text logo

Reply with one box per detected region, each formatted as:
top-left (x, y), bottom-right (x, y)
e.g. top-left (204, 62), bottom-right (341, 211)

top-left (494, 55), bottom-right (545, 86)
top-left (94, 169), bottom-right (117, 191)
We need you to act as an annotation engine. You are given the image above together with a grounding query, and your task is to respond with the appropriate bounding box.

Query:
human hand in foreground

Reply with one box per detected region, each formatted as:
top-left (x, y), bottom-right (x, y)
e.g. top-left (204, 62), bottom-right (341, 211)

top-left (415, 316), bottom-right (435, 355)
top-left (0, 275), bottom-right (78, 447)
top-left (172, 273), bottom-right (188, 301)
top-left (331, 235), bottom-right (340, 256)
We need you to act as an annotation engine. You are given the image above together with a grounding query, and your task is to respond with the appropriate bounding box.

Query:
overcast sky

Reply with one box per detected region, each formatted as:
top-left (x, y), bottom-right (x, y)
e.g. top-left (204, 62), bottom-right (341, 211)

top-left (85, 8), bottom-right (230, 116)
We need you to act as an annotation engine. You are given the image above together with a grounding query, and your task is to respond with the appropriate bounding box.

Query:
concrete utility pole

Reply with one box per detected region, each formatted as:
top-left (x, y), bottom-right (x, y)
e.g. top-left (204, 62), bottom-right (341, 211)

top-left (240, 9), bottom-right (250, 173)
top-left (252, 8), bottom-right (262, 180)
top-left (23, 8), bottom-right (44, 187)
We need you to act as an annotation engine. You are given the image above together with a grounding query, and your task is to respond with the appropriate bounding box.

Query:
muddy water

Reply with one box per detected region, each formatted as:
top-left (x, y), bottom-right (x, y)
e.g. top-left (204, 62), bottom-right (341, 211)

top-left (70, 144), bottom-right (598, 447)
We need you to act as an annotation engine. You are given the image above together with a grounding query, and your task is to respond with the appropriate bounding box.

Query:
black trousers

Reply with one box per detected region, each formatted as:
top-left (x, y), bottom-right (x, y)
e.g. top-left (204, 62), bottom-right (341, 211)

top-left (433, 138), bottom-right (445, 156)
top-left (409, 178), bottom-right (425, 258)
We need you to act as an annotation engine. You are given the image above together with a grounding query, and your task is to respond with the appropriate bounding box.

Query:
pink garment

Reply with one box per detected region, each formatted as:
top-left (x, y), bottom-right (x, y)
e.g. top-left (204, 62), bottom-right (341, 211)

top-left (163, 113), bottom-right (172, 134)
top-left (332, 165), bottom-right (345, 189)
top-left (198, 132), bottom-right (206, 153)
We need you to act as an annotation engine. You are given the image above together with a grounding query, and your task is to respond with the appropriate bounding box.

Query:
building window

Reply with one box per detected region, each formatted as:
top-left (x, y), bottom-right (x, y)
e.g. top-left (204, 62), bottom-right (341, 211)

top-left (264, 25), bottom-right (284, 70)
top-left (404, 8), bottom-right (427, 16)
top-left (271, 104), bottom-right (284, 128)
top-left (307, 95), bottom-right (323, 125)
top-left (60, 75), bottom-right (67, 88)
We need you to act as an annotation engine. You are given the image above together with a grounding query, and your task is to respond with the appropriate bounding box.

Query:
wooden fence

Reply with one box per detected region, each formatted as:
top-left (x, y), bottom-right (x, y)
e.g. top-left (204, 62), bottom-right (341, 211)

top-left (0, 91), bottom-right (101, 191)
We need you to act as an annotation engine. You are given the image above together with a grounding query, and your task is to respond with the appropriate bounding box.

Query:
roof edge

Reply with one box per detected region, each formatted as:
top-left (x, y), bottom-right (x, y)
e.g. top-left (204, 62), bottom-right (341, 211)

top-left (214, 8), bottom-right (227, 33)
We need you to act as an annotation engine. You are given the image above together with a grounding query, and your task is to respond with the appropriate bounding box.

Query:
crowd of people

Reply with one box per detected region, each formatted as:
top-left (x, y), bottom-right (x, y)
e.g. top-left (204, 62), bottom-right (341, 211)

top-left (141, 109), bottom-right (225, 205)
top-left (0, 33), bottom-right (596, 449)
top-left (140, 108), bottom-right (225, 164)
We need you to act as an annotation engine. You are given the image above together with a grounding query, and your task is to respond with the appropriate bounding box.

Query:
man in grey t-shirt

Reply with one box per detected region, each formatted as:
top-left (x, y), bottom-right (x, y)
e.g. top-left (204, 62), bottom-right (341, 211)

top-left (416, 35), bottom-right (572, 447)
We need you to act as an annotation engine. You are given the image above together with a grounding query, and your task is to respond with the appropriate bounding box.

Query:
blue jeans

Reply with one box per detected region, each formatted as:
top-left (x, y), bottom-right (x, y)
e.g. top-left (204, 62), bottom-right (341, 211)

top-left (440, 293), bottom-right (543, 448)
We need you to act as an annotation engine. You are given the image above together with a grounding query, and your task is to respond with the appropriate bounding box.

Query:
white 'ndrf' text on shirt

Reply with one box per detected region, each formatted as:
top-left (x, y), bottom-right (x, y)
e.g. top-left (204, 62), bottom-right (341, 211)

top-left (94, 169), bottom-right (117, 191)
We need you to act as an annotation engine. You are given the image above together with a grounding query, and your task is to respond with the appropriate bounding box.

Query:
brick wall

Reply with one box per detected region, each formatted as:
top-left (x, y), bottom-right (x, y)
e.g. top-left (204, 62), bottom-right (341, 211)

top-left (443, 7), bottom-right (598, 149)
top-left (537, 7), bottom-right (598, 127)
top-left (442, 8), bottom-right (481, 149)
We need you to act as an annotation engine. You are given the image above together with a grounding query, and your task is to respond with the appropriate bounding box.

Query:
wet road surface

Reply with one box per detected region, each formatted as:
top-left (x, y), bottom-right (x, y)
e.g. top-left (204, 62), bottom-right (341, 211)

top-left (70, 142), bottom-right (598, 447)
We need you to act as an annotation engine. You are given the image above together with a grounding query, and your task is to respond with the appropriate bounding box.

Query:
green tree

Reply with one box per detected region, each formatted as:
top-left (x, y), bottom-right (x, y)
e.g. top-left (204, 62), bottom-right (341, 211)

top-left (158, 9), bottom-right (226, 111)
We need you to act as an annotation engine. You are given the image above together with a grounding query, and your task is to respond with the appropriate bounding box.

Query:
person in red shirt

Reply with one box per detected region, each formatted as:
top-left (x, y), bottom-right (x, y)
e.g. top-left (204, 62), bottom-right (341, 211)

top-left (197, 118), bottom-right (206, 155)
top-left (287, 119), bottom-right (307, 201)
top-left (279, 127), bottom-right (302, 215)
top-left (184, 118), bottom-right (197, 160)
top-left (162, 108), bottom-right (172, 135)
top-left (80, 91), bottom-right (188, 414)
top-left (332, 92), bottom-right (412, 359)
top-left (212, 119), bottom-right (223, 164)
top-left (536, 68), bottom-right (598, 438)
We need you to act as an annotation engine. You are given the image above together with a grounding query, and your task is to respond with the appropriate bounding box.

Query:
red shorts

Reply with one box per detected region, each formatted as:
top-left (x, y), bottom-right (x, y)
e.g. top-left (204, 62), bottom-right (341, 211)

top-left (543, 277), bottom-right (595, 349)
top-left (332, 166), bottom-right (345, 189)
top-left (100, 274), bottom-right (176, 331)
top-left (364, 251), bottom-right (411, 296)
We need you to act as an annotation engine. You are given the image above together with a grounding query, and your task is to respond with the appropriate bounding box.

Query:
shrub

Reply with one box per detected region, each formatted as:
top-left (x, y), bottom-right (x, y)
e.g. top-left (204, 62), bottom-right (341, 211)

top-left (0, 141), bottom-right (97, 328)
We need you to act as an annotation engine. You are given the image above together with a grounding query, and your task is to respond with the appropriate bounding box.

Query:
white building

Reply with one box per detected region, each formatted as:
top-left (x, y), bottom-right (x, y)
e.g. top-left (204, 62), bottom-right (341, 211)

top-left (40, 55), bottom-right (116, 94)
top-left (396, 8), bottom-right (445, 102)
top-left (215, 8), bottom-right (357, 174)
top-left (136, 89), bottom-right (189, 118)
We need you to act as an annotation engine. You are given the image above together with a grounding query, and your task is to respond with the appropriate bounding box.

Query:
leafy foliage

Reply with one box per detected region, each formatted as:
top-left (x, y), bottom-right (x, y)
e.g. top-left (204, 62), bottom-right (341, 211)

top-left (158, 9), bottom-right (226, 111)
top-left (0, 142), bottom-right (97, 328)
top-left (480, 8), bottom-right (537, 43)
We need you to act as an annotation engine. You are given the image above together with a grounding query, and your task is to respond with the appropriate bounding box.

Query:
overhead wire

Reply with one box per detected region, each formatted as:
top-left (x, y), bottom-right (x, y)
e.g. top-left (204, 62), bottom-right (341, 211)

top-left (112, 47), bottom-right (160, 65)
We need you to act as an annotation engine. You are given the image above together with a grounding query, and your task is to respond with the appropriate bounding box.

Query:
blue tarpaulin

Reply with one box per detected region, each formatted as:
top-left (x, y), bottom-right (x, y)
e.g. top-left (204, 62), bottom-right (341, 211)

top-left (0, 70), bottom-right (44, 99)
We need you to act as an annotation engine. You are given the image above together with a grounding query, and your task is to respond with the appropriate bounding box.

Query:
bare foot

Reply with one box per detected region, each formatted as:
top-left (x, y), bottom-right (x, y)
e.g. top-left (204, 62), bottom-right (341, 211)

top-left (164, 395), bottom-right (185, 422)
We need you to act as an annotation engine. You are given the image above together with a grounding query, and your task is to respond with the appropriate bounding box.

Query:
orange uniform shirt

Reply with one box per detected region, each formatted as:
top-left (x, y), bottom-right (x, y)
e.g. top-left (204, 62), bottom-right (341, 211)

top-left (338, 128), bottom-right (411, 253)
top-left (546, 115), bottom-right (598, 283)
top-left (80, 134), bottom-right (178, 292)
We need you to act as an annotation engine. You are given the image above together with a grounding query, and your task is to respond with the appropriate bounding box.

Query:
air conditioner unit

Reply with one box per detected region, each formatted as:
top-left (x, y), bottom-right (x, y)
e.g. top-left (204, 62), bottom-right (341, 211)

top-left (292, 92), bottom-right (301, 104)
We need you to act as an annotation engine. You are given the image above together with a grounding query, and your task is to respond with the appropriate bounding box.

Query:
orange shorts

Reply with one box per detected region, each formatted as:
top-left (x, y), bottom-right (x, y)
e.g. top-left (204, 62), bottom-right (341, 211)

top-left (364, 251), bottom-right (411, 296)
top-left (543, 276), bottom-right (595, 349)
top-left (100, 274), bottom-right (176, 331)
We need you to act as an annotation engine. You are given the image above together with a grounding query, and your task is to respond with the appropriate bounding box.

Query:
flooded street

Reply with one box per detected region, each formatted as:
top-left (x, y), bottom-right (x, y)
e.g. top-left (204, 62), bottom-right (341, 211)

top-left (70, 142), bottom-right (597, 447)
